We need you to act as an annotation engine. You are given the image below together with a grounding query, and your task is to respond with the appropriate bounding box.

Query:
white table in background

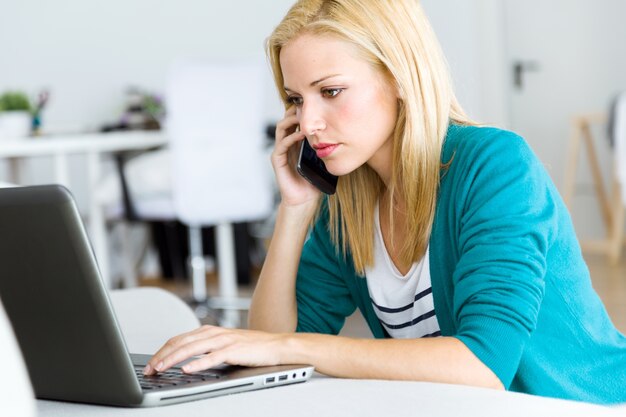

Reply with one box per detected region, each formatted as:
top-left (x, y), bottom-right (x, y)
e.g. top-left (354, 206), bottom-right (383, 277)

top-left (0, 131), bottom-right (168, 286)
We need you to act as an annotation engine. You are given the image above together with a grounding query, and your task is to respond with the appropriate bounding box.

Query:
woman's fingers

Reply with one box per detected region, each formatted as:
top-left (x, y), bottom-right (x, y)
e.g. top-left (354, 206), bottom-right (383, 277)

top-left (144, 325), bottom-right (221, 375)
top-left (144, 327), bottom-right (286, 375)
top-left (181, 350), bottom-right (230, 373)
top-left (155, 334), bottom-right (234, 374)
top-left (275, 108), bottom-right (298, 141)
top-left (181, 332), bottom-right (281, 373)
top-left (269, 106), bottom-right (321, 206)
top-left (272, 130), bottom-right (305, 164)
top-left (274, 116), bottom-right (303, 150)
top-left (275, 110), bottom-right (298, 138)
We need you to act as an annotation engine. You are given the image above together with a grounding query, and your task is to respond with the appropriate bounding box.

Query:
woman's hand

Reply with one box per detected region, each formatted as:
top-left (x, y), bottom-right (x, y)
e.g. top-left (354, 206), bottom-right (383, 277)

top-left (272, 106), bottom-right (321, 207)
top-left (143, 325), bottom-right (287, 375)
top-left (142, 326), bottom-right (504, 390)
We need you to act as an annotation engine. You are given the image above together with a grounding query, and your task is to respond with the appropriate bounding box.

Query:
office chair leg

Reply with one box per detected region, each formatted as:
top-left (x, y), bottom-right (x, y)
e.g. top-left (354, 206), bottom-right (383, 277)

top-left (187, 223), bottom-right (250, 327)
top-left (188, 225), bottom-right (208, 303)
top-left (120, 222), bottom-right (139, 288)
top-left (214, 223), bottom-right (241, 328)
top-left (216, 223), bottom-right (238, 301)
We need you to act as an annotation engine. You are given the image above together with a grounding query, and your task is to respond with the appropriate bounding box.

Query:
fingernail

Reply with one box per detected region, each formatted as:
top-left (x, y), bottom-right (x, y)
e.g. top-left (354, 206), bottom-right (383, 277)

top-left (143, 364), bottom-right (152, 375)
top-left (182, 365), bottom-right (192, 373)
top-left (155, 361), bottom-right (164, 372)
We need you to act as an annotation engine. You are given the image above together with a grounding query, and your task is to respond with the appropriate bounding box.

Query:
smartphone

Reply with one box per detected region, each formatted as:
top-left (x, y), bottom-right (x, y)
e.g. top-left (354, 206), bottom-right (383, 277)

top-left (296, 139), bottom-right (338, 195)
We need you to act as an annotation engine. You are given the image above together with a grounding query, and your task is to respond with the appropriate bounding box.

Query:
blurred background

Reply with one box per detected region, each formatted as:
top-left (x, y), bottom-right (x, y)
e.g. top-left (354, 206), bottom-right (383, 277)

top-left (0, 0), bottom-right (625, 331)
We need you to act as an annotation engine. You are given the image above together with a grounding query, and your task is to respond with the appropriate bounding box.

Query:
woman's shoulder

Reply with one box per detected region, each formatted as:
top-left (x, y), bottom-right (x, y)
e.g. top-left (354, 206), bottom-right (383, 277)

top-left (443, 123), bottom-right (528, 160)
top-left (442, 123), bottom-right (538, 172)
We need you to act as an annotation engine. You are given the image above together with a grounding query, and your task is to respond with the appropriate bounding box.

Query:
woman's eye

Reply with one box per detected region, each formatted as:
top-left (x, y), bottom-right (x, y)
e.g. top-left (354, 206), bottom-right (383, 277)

top-left (322, 88), bottom-right (343, 98)
top-left (286, 95), bottom-right (303, 106)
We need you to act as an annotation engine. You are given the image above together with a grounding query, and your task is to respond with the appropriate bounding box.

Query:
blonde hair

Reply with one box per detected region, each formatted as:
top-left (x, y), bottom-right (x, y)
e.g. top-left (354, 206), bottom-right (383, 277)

top-left (267, 0), bottom-right (472, 274)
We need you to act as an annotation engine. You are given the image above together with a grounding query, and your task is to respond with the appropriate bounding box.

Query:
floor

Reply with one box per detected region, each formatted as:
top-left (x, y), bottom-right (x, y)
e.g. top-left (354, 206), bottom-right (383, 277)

top-left (138, 250), bottom-right (626, 336)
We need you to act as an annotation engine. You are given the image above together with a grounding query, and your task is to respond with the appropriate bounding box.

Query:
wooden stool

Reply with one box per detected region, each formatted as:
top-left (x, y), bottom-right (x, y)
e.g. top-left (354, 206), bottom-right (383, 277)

top-left (563, 113), bottom-right (625, 264)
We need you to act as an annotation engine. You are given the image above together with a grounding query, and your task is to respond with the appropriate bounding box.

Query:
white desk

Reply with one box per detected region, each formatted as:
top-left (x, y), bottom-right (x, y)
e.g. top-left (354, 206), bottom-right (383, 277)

top-left (37, 376), bottom-right (620, 417)
top-left (0, 131), bottom-right (168, 286)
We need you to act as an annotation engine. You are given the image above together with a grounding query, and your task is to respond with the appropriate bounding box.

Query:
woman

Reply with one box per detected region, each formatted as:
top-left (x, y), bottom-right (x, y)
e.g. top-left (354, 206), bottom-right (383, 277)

top-left (145, 0), bottom-right (626, 404)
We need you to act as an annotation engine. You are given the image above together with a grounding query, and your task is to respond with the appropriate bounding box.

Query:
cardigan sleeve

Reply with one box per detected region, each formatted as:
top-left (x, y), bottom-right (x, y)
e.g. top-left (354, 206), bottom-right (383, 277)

top-left (295, 202), bottom-right (357, 334)
top-left (449, 129), bottom-right (554, 388)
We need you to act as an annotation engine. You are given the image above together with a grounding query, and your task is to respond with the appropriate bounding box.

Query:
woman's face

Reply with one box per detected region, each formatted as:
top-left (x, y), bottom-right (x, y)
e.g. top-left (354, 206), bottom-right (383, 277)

top-left (280, 34), bottom-right (398, 182)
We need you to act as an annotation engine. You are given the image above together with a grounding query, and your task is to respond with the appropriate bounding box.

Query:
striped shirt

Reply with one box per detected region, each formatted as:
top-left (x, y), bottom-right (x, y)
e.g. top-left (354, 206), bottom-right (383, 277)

top-left (364, 203), bottom-right (440, 339)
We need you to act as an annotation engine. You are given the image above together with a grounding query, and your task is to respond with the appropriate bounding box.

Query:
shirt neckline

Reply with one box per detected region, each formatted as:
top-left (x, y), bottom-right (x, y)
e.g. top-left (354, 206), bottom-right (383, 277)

top-left (374, 202), bottom-right (419, 279)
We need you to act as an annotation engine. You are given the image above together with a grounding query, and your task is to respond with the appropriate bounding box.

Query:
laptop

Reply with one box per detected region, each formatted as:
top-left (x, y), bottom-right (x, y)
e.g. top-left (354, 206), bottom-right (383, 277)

top-left (0, 184), bottom-right (313, 407)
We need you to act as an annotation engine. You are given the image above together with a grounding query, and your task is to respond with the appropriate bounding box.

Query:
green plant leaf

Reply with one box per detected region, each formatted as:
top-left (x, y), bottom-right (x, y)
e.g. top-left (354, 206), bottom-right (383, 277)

top-left (0, 91), bottom-right (32, 112)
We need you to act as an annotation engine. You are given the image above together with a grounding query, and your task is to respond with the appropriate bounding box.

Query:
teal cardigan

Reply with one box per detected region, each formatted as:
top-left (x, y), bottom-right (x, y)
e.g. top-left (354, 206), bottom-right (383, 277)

top-left (294, 124), bottom-right (626, 404)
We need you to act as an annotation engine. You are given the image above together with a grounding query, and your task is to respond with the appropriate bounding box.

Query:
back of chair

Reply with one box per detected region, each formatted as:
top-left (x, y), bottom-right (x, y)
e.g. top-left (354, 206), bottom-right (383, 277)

top-left (0, 298), bottom-right (36, 416)
top-left (166, 60), bottom-right (273, 226)
top-left (109, 287), bottom-right (200, 354)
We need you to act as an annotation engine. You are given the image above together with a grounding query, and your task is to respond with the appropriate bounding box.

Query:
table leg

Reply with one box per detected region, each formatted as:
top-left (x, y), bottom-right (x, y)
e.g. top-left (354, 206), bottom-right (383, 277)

top-left (7, 157), bottom-right (22, 183)
top-left (52, 152), bottom-right (70, 186)
top-left (86, 151), bottom-right (111, 288)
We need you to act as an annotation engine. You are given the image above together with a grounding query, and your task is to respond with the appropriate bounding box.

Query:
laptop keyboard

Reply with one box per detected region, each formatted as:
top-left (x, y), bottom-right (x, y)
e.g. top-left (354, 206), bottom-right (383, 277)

top-left (135, 367), bottom-right (221, 390)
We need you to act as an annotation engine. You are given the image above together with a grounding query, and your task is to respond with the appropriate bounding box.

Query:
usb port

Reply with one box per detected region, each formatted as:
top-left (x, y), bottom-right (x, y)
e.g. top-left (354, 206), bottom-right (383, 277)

top-left (278, 375), bottom-right (288, 381)
top-left (265, 377), bottom-right (275, 384)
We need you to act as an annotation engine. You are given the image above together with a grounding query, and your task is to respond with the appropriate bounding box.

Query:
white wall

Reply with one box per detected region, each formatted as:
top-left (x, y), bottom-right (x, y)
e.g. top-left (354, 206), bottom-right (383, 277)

top-left (0, 0), bottom-right (500, 212)
top-left (0, 0), bottom-right (295, 208)
top-left (0, 0), bottom-right (505, 138)
top-left (0, 0), bottom-right (295, 132)
top-left (422, 0), bottom-right (509, 128)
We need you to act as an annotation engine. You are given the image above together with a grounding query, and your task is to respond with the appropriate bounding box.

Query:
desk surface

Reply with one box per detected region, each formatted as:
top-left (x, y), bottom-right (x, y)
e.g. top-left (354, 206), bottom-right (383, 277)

top-left (37, 375), bottom-right (619, 417)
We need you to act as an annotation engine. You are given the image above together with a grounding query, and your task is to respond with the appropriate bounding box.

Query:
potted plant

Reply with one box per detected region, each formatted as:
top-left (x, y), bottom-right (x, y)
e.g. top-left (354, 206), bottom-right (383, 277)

top-left (0, 91), bottom-right (32, 139)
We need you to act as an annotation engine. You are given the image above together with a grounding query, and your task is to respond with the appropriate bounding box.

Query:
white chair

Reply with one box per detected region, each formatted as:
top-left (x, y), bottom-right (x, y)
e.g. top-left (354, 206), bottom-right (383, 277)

top-left (109, 61), bottom-right (274, 327)
top-left (166, 59), bottom-right (273, 327)
top-left (0, 298), bottom-right (36, 417)
top-left (109, 287), bottom-right (200, 354)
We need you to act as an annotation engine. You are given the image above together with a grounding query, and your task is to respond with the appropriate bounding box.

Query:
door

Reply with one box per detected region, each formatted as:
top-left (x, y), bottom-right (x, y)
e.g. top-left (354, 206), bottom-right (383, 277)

top-left (503, 0), bottom-right (626, 238)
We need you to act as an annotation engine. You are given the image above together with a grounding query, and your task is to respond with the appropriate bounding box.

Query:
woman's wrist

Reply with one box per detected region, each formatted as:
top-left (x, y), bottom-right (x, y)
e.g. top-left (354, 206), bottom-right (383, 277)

top-left (276, 200), bottom-right (319, 228)
top-left (279, 332), bottom-right (311, 365)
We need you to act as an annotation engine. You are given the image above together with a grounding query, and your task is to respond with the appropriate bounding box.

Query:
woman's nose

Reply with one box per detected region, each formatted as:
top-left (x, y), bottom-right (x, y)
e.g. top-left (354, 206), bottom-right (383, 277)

top-left (298, 101), bottom-right (326, 136)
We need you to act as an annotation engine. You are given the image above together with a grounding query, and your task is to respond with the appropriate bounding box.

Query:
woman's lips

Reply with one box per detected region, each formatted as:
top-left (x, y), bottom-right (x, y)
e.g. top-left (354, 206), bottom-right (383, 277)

top-left (314, 143), bottom-right (339, 158)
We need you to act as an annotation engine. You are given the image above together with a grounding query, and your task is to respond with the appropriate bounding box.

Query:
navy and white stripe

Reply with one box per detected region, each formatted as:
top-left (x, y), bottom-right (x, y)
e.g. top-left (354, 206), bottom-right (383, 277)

top-left (365, 203), bottom-right (440, 339)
